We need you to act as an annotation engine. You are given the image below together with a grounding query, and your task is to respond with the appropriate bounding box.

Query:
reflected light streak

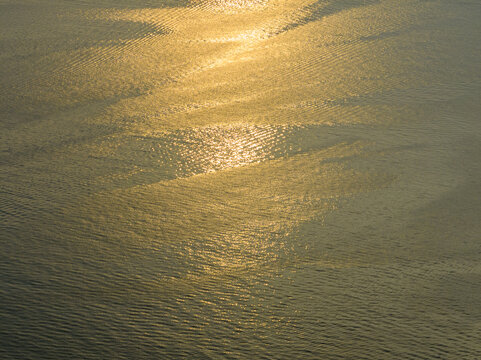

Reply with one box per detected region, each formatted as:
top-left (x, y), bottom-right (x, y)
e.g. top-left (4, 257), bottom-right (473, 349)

top-left (175, 125), bottom-right (275, 176)
top-left (195, 0), bottom-right (269, 14)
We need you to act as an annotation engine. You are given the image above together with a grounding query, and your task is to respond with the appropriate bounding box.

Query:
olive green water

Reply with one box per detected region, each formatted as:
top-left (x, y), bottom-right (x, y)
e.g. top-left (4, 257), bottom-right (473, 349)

top-left (1, 0), bottom-right (481, 358)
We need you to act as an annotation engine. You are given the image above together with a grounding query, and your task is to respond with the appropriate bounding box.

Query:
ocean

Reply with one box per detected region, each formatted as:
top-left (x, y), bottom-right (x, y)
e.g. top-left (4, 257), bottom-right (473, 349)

top-left (1, 0), bottom-right (480, 358)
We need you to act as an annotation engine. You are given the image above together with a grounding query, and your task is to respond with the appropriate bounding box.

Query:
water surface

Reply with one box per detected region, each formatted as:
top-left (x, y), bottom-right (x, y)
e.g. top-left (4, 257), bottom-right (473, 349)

top-left (1, 0), bottom-right (481, 358)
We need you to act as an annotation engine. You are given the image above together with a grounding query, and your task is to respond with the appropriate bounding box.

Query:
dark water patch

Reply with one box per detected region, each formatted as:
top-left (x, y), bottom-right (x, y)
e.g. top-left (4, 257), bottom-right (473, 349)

top-left (0, 19), bottom-right (171, 63)
top-left (276, 0), bottom-right (380, 36)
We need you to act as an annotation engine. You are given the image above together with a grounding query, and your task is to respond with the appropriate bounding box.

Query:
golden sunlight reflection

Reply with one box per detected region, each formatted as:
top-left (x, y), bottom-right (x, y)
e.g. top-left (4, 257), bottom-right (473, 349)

top-left (194, 0), bottom-right (270, 13)
top-left (162, 125), bottom-right (284, 178)
top-left (203, 29), bottom-right (269, 43)
top-left (200, 126), bottom-right (264, 172)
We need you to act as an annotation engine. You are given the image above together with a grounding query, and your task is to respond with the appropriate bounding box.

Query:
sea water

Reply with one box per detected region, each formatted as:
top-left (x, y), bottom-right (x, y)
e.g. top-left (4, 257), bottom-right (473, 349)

top-left (1, 0), bottom-right (480, 358)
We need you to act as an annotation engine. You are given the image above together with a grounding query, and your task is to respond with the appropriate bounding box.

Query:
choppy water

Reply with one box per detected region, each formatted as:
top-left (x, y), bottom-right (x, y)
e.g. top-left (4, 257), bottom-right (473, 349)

top-left (1, 0), bottom-right (481, 358)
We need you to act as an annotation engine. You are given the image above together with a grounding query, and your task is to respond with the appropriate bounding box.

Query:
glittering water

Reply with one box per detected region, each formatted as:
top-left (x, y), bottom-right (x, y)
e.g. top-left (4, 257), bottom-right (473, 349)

top-left (1, 0), bottom-right (481, 358)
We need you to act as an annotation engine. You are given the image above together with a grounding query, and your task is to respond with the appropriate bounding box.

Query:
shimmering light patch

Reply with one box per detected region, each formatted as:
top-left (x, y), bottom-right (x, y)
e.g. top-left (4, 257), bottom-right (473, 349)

top-left (193, 0), bottom-right (270, 14)
top-left (176, 125), bottom-right (276, 174)
top-left (203, 29), bottom-right (270, 43)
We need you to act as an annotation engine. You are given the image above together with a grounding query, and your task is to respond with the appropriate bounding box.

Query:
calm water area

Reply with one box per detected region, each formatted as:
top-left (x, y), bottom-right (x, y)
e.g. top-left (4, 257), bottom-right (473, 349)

top-left (1, 0), bottom-right (481, 358)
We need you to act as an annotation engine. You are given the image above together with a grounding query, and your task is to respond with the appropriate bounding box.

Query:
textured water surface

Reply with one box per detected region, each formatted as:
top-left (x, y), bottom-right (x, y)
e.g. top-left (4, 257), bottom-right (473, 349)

top-left (1, 0), bottom-right (481, 358)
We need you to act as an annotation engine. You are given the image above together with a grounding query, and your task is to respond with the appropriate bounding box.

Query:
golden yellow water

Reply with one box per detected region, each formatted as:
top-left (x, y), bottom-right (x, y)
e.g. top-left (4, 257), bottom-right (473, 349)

top-left (1, 0), bottom-right (481, 358)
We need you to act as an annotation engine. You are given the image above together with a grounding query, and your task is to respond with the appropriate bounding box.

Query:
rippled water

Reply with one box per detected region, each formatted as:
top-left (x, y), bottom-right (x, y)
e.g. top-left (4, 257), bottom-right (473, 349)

top-left (1, 0), bottom-right (481, 358)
